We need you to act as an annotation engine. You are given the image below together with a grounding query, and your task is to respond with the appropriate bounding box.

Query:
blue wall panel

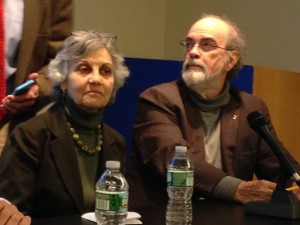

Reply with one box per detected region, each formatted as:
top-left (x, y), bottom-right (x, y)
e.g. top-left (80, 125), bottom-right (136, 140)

top-left (104, 58), bottom-right (253, 155)
top-left (231, 65), bottom-right (253, 94)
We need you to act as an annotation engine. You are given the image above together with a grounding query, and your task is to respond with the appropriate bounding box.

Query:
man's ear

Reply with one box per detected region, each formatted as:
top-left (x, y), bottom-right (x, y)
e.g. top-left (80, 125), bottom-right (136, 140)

top-left (226, 51), bottom-right (240, 72)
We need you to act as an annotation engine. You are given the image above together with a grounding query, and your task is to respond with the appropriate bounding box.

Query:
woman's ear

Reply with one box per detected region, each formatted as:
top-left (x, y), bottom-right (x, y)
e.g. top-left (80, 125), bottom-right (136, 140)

top-left (60, 81), bottom-right (67, 92)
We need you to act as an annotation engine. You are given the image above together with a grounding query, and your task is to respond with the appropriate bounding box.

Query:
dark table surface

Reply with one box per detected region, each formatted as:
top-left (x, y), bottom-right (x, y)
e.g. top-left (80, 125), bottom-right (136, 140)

top-left (31, 200), bottom-right (300, 225)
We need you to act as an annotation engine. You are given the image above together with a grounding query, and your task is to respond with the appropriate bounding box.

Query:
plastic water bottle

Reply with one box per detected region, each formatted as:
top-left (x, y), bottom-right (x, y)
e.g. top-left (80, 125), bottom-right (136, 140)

top-left (166, 200), bottom-right (192, 225)
top-left (95, 161), bottom-right (129, 225)
top-left (167, 146), bottom-right (194, 201)
top-left (166, 146), bottom-right (193, 224)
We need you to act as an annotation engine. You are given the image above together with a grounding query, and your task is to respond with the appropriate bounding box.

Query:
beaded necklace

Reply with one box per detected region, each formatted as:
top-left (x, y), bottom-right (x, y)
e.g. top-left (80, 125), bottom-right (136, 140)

top-left (67, 122), bottom-right (103, 154)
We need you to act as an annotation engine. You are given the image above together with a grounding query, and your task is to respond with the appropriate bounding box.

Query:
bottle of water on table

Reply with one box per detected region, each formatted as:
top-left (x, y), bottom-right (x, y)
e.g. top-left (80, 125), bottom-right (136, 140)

top-left (95, 161), bottom-right (129, 225)
top-left (166, 146), bottom-right (194, 224)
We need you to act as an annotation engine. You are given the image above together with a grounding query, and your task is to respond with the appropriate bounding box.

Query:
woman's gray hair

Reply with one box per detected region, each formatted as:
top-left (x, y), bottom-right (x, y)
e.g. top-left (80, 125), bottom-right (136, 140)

top-left (198, 14), bottom-right (247, 80)
top-left (48, 30), bottom-right (129, 104)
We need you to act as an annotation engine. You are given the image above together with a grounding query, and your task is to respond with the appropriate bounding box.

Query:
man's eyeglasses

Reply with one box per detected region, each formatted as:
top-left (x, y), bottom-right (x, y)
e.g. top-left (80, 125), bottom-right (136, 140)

top-left (179, 38), bottom-right (230, 52)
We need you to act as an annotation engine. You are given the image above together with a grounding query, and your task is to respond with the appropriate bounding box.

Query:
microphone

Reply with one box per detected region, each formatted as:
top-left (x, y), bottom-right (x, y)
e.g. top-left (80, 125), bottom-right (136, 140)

top-left (245, 111), bottom-right (300, 219)
top-left (247, 111), bottom-right (300, 186)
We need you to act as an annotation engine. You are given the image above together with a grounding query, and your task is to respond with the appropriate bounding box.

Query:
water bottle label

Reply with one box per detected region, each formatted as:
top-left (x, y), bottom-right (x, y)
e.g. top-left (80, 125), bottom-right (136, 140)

top-left (95, 191), bottom-right (128, 212)
top-left (167, 171), bottom-right (194, 187)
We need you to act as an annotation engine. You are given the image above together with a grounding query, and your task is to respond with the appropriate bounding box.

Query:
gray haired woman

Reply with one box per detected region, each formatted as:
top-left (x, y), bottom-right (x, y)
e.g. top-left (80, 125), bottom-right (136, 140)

top-left (0, 31), bottom-right (129, 218)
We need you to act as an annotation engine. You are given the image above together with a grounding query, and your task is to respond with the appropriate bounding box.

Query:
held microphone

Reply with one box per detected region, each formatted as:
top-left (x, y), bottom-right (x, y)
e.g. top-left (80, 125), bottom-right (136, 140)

top-left (247, 111), bottom-right (300, 186)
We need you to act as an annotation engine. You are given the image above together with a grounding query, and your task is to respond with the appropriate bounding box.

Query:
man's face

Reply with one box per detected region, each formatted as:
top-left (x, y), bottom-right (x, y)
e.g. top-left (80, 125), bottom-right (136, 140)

top-left (182, 17), bottom-right (234, 93)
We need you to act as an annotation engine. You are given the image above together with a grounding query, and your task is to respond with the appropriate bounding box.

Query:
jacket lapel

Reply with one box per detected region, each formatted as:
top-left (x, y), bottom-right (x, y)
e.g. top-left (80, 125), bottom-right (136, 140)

top-left (220, 92), bottom-right (240, 174)
top-left (96, 125), bottom-right (119, 179)
top-left (45, 105), bottom-right (124, 212)
top-left (180, 84), bottom-right (205, 158)
top-left (46, 106), bottom-right (84, 212)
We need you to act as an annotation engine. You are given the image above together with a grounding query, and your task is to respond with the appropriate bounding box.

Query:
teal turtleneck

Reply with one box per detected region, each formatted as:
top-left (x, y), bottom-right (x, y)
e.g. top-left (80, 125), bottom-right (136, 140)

top-left (63, 95), bottom-right (104, 148)
top-left (185, 81), bottom-right (231, 171)
top-left (186, 83), bottom-right (242, 200)
top-left (187, 81), bottom-right (230, 134)
top-left (187, 81), bottom-right (230, 112)
top-left (62, 95), bottom-right (104, 212)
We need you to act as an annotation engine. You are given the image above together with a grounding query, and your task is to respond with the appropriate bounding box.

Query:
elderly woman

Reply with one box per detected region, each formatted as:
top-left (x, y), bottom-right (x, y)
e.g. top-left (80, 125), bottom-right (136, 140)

top-left (0, 31), bottom-right (129, 218)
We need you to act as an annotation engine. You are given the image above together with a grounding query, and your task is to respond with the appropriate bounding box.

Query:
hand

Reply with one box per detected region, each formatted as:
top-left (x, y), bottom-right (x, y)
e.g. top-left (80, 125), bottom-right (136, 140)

top-left (0, 200), bottom-right (31, 225)
top-left (288, 182), bottom-right (300, 200)
top-left (291, 187), bottom-right (300, 200)
top-left (2, 73), bottom-right (39, 114)
top-left (233, 180), bottom-right (277, 204)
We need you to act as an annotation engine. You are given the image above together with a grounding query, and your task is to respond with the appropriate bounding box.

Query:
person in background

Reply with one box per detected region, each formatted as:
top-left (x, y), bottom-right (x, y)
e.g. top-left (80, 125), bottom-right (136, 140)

top-left (0, 31), bottom-right (129, 218)
top-left (0, 199), bottom-right (30, 225)
top-left (0, 0), bottom-right (73, 151)
top-left (126, 14), bottom-right (300, 208)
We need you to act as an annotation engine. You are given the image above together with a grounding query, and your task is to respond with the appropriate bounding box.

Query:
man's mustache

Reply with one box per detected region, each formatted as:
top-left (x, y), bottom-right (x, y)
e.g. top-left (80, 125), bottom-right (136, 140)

top-left (183, 59), bottom-right (205, 71)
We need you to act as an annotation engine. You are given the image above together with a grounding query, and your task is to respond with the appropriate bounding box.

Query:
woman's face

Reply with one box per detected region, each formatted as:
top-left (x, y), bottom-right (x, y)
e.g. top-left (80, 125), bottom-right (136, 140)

top-left (61, 47), bottom-right (114, 112)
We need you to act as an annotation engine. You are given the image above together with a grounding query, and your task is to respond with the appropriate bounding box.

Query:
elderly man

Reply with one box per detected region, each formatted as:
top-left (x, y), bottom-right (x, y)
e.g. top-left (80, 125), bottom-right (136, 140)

top-left (126, 14), bottom-right (299, 208)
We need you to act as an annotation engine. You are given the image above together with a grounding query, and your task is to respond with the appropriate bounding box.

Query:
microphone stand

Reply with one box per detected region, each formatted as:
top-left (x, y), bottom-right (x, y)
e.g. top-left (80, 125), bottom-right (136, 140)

top-left (245, 172), bottom-right (300, 219)
top-left (245, 111), bottom-right (300, 219)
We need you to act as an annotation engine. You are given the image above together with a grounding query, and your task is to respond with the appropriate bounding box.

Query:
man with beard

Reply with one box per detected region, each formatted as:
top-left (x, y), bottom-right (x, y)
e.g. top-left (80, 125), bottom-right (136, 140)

top-left (126, 14), bottom-right (300, 209)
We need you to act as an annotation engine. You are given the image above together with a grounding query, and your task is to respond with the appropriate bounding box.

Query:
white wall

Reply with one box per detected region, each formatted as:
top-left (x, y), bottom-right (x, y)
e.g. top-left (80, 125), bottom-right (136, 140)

top-left (74, 0), bottom-right (167, 59)
top-left (75, 0), bottom-right (300, 73)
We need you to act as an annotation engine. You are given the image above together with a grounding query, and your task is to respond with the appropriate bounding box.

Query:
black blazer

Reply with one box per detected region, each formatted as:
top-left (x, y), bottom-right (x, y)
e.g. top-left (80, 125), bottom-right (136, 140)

top-left (0, 103), bottom-right (126, 218)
